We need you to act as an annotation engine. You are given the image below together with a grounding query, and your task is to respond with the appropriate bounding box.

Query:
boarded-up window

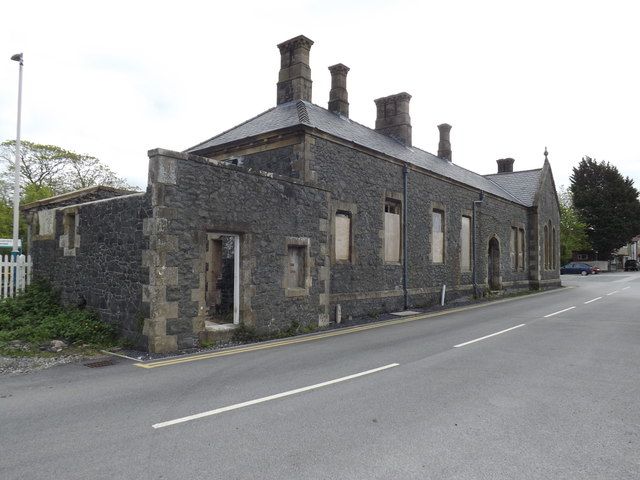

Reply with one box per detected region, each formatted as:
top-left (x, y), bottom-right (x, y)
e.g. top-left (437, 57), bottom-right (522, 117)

top-left (432, 210), bottom-right (444, 263)
top-left (518, 228), bottom-right (525, 270)
top-left (460, 216), bottom-right (471, 271)
top-left (287, 245), bottom-right (306, 288)
top-left (510, 227), bottom-right (517, 270)
top-left (335, 212), bottom-right (351, 261)
top-left (38, 210), bottom-right (55, 236)
top-left (384, 200), bottom-right (401, 263)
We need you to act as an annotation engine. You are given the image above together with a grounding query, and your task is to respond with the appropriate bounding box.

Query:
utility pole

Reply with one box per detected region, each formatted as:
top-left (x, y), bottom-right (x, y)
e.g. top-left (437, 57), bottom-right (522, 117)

top-left (10, 53), bottom-right (24, 257)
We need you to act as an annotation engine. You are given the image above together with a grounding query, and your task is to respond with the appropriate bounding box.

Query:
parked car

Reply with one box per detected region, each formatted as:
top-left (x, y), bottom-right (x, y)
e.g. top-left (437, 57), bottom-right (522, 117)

top-left (624, 259), bottom-right (638, 271)
top-left (560, 262), bottom-right (596, 275)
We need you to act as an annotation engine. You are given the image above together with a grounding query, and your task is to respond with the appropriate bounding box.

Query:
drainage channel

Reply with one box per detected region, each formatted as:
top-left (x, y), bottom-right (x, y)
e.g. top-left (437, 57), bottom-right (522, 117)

top-left (84, 358), bottom-right (116, 368)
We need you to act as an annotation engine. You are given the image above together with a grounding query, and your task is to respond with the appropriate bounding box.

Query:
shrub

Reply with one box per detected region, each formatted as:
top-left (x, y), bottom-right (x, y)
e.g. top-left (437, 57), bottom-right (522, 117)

top-left (0, 281), bottom-right (116, 346)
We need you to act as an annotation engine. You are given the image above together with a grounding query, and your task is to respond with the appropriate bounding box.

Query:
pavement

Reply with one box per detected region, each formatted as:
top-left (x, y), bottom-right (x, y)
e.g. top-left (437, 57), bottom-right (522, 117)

top-left (1, 272), bottom-right (639, 479)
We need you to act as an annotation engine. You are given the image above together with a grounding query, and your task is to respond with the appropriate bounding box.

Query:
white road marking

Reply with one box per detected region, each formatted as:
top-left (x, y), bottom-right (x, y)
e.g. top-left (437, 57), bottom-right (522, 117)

top-left (100, 350), bottom-right (143, 362)
top-left (152, 363), bottom-right (400, 429)
top-left (622, 287), bottom-right (630, 290)
top-left (453, 324), bottom-right (525, 348)
top-left (606, 291), bottom-right (618, 296)
top-left (584, 297), bottom-right (602, 304)
top-left (544, 306), bottom-right (576, 318)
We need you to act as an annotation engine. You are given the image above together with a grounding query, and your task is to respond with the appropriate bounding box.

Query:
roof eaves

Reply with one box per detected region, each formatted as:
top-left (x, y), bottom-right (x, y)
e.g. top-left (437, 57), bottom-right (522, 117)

top-left (21, 185), bottom-right (136, 211)
top-left (185, 106), bottom-right (278, 153)
top-left (186, 124), bottom-right (311, 158)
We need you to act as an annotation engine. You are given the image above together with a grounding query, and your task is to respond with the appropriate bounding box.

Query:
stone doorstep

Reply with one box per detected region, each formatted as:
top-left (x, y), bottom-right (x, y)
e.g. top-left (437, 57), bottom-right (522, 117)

top-left (204, 320), bottom-right (239, 332)
top-left (200, 321), bottom-right (239, 345)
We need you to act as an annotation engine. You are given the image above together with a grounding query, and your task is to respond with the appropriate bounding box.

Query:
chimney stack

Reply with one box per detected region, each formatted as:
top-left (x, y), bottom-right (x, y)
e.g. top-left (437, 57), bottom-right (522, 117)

top-left (437, 123), bottom-right (452, 162)
top-left (374, 92), bottom-right (412, 146)
top-left (496, 158), bottom-right (515, 173)
top-left (328, 64), bottom-right (350, 117)
top-left (277, 35), bottom-right (314, 105)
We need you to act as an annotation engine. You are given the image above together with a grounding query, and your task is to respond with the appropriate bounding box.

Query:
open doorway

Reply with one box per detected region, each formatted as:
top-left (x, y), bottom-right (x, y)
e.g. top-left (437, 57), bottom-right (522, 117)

top-left (205, 233), bottom-right (239, 324)
top-left (488, 237), bottom-right (501, 291)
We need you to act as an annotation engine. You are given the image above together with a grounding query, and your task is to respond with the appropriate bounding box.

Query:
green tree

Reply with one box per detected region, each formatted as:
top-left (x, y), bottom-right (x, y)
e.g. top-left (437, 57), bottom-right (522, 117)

top-left (569, 157), bottom-right (640, 259)
top-left (0, 140), bottom-right (136, 238)
top-left (0, 140), bottom-right (134, 200)
top-left (558, 187), bottom-right (591, 264)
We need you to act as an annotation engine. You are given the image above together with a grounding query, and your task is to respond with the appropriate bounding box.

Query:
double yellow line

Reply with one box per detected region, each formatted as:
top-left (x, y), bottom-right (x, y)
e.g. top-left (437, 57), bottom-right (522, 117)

top-left (134, 287), bottom-right (569, 369)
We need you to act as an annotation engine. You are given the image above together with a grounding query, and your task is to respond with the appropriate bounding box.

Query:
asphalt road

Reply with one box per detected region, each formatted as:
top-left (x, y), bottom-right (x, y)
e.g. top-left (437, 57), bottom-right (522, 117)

top-left (1, 272), bottom-right (639, 479)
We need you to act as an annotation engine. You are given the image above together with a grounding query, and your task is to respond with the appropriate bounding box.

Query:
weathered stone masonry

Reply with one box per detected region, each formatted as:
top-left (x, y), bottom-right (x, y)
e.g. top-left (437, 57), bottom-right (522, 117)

top-left (27, 193), bottom-right (150, 344)
top-left (24, 34), bottom-right (561, 352)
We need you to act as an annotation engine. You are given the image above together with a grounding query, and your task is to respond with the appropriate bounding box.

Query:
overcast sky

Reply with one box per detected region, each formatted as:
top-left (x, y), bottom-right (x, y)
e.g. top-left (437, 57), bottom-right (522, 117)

top-left (1, 0), bottom-right (639, 194)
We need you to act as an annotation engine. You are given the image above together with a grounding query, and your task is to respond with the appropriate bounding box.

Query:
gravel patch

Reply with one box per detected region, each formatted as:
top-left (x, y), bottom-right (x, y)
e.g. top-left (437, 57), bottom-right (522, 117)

top-left (0, 354), bottom-right (85, 377)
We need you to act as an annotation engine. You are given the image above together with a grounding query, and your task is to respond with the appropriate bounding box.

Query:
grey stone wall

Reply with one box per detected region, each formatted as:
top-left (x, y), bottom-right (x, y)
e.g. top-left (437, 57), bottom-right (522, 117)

top-left (535, 163), bottom-right (562, 287)
top-left (146, 150), bottom-right (330, 350)
top-left (234, 145), bottom-right (301, 178)
top-left (308, 137), bottom-right (537, 319)
top-left (30, 194), bottom-right (151, 346)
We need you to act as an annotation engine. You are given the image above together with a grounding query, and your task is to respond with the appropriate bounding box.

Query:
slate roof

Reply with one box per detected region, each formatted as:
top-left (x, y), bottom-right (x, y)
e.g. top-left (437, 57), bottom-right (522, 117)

top-left (484, 169), bottom-right (542, 207)
top-left (187, 100), bottom-right (539, 206)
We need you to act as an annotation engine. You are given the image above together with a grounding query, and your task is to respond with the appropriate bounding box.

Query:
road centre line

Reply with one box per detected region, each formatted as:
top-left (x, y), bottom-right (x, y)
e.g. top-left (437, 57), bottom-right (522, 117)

top-left (152, 363), bottom-right (399, 429)
top-left (584, 297), bottom-right (602, 304)
top-left (136, 287), bottom-right (572, 369)
top-left (453, 324), bottom-right (525, 348)
top-left (606, 291), bottom-right (618, 296)
top-left (544, 306), bottom-right (575, 317)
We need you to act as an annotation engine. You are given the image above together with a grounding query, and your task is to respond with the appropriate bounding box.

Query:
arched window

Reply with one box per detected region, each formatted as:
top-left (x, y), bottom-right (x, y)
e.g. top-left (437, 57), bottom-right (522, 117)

top-left (547, 220), bottom-right (555, 270)
top-left (552, 227), bottom-right (557, 269)
top-left (543, 225), bottom-right (549, 269)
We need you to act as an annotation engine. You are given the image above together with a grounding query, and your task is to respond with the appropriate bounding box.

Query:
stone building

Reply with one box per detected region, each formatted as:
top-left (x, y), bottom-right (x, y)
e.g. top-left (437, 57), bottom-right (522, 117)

top-left (23, 35), bottom-right (561, 352)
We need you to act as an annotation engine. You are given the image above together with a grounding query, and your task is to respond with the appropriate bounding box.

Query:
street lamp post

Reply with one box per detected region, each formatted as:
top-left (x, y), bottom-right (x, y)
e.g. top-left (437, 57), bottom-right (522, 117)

top-left (10, 53), bottom-right (23, 258)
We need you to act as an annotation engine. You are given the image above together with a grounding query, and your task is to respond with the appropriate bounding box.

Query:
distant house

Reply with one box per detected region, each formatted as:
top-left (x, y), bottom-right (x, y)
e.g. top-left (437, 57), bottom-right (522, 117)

top-left (613, 235), bottom-right (640, 268)
top-left (22, 35), bottom-right (561, 353)
top-left (572, 235), bottom-right (640, 270)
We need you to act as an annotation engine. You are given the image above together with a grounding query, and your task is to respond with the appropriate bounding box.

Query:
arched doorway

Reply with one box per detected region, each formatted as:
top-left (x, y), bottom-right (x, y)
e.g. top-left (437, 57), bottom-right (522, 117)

top-left (488, 237), bottom-right (501, 290)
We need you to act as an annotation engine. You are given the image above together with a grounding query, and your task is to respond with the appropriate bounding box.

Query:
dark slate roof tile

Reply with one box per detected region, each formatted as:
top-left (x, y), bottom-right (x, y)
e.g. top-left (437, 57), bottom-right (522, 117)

top-left (484, 169), bottom-right (542, 206)
top-left (187, 100), bottom-right (535, 205)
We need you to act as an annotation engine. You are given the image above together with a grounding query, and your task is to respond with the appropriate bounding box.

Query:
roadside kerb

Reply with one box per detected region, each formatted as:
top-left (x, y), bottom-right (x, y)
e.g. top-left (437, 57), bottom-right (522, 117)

top-left (133, 287), bottom-right (573, 369)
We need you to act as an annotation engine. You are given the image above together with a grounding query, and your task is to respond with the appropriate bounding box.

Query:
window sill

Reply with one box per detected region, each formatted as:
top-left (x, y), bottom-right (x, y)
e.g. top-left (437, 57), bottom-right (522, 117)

top-left (285, 287), bottom-right (309, 298)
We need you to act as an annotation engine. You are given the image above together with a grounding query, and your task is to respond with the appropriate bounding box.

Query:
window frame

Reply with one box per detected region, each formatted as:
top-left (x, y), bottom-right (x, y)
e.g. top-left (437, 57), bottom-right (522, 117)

top-left (431, 207), bottom-right (445, 264)
top-left (331, 200), bottom-right (358, 265)
top-left (460, 214), bottom-right (472, 272)
top-left (383, 197), bottom-right (402, 264)
top-left (62, 208), bottom-right (79, 256)
top-left (284, 237), bottom-right (311, 297)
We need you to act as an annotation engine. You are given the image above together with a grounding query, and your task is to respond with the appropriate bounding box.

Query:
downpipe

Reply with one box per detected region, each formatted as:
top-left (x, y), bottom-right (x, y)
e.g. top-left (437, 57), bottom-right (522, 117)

top-left (472, 191), bottom-right (484, 298)
top-left (402, 164), bottom-right (409, 310)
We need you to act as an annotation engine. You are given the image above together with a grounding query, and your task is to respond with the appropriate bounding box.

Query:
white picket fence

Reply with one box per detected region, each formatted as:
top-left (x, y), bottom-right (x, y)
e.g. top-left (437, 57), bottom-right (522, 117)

top-left (0, 255), bottom-right (32, 298)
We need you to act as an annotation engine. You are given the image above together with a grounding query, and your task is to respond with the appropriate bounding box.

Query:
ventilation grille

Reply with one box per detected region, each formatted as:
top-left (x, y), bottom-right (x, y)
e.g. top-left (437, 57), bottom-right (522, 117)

top-left (296, 101), bottom-right (310, 124)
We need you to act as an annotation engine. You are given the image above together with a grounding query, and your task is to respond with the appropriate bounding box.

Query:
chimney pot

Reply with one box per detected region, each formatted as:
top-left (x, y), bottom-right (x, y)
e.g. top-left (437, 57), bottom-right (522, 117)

top-left (374, 92), bottom-right (412, 146)
top-left (328, 63), bottom-right (350, 117)
top-left (437, 123), bottom-right (452, 162)
top-left (276, 35), bottom-right (314, 105)
top-left (496, 158), bottom-right (515, 173)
